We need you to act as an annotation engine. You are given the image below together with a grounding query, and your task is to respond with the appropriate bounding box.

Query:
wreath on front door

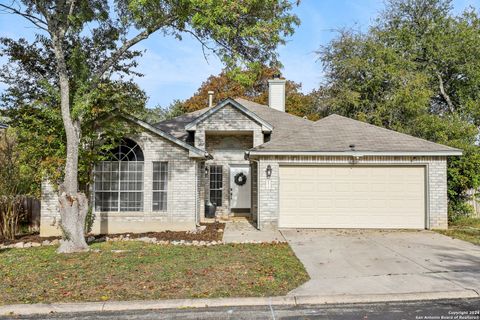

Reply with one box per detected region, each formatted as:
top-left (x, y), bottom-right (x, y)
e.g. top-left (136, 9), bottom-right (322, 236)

top-left (234, 172), bottom-right (247, 186)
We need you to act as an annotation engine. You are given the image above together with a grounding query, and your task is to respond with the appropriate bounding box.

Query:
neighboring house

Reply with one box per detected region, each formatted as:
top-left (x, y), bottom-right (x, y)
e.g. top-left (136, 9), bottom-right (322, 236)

top-left (40, 78), bottom-right (462, 236)
top-left (0, 122), bottom-right (7, 130)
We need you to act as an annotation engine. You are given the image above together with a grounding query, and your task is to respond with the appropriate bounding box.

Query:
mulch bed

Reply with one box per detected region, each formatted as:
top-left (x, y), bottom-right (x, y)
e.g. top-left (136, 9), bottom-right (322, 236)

top-left (0, 234), bottom-right (59, 246)
top-left (0, 222), bottom-right (224, 245)
top-left (94, 222), bottom-right (225, 242)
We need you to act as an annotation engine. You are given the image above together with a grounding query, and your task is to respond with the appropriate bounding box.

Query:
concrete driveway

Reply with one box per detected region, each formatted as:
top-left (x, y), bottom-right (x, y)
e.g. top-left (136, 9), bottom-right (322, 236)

top-left (281, 229), bottom-right (480, 296)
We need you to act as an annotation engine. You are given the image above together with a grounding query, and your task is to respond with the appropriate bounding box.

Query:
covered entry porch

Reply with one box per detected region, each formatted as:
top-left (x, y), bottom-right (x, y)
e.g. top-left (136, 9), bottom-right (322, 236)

top-left (199, 131), bottom-right (258, 223)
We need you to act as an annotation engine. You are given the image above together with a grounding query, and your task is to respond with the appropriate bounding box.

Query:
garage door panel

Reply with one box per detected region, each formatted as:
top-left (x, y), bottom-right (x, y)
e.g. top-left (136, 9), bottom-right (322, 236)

top-left (279, 166), bottom-right (425, 229)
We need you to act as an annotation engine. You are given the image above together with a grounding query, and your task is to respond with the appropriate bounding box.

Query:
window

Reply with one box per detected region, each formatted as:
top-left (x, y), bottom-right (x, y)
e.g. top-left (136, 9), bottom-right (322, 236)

top-left (94, 139), bottom-right (144, 212)
top-left (209, 165), bottom-right (223, 206)
top-left (153, 162), bottom-right (168, 211)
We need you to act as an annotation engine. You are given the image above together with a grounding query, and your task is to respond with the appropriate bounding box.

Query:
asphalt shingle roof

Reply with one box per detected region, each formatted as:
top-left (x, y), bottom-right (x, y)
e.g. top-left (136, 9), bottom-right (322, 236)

top-left (154, 99), bottom-right (460, 154)
top-left (252, 113), bottom-right (459, 153)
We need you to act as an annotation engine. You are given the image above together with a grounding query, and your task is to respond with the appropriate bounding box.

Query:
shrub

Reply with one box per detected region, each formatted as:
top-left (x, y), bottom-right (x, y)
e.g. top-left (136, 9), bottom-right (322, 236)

top-left (448, 200), bottom-right (475, 223)
top-left (0, 196), bottom-right (26, 240)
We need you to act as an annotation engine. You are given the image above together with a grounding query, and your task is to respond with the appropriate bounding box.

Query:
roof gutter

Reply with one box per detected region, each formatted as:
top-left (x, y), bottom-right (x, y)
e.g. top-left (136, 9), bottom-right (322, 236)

top-left (246, 150), bottom-right (463, 158)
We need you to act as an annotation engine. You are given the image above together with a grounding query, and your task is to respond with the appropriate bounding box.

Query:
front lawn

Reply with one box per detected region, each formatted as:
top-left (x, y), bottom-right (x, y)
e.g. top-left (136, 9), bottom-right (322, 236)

top-left (0, 242), bottom-right (309, 305)
top-left (437, 217), bottom-right (480, 245)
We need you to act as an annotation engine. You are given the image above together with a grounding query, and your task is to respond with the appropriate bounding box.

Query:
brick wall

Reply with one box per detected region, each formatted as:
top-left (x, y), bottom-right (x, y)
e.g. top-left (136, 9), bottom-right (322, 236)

top-left (194, 103), bottom-right (263, 218)
top-left (255, 156), bottom-right (448, 230)
top-left (203, 133), bottom-right (253, 217)
top-left (194, 104), bottom-right (264, 150)
top-left (39, 179), bottom-right (60, 236)
top-left (39, 129), bottom-right (198, 236)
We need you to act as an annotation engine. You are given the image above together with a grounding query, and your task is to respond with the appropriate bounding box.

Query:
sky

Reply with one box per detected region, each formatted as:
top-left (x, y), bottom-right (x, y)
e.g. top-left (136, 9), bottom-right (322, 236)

top-left (0, 0), bottom-right (478, 108)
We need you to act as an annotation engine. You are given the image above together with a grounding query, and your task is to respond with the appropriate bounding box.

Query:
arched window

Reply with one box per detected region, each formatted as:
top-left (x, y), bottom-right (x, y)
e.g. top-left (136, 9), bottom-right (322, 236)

top-left (94, 138), bottom-right (144, 212)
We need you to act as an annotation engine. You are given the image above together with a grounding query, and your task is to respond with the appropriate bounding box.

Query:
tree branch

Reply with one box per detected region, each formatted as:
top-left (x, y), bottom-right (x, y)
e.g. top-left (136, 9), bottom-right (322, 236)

top-left (0, 3), bottom-right (48, 32)
top-left (67, 0), bottom-right (76, 17)
top-left (437, 72), bottom-right (455, 113)
top-left (91, 26), bottom-right (162, 83)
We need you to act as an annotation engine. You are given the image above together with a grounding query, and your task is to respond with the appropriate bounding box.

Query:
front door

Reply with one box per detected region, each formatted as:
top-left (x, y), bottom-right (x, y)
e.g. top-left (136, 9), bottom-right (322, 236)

top-left (229, 164), bottom-right (251, 210)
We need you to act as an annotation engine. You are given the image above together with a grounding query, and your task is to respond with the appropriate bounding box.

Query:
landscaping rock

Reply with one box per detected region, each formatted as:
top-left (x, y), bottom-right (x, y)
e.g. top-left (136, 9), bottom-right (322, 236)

top-left (31, 242), bottom-right (41, 247)
top-left (86, 236), bottom-right (95, 243)
top-left (51, 239), bottom-right (59, 245)
top-left (14, 242), bottom-right (24, 248)
top-left (42, 240), bottom-right (51, 246)
top-left (24, 242), bottom-right (33, 248)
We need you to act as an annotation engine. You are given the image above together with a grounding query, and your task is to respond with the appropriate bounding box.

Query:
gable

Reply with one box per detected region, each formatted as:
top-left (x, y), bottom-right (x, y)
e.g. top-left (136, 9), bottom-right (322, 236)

top-left (185, 98), bottom-right (273, 132)
top-left (120, 114), bottom-right (209, 159)
top-left (199, 103), bottom-right (264, 132)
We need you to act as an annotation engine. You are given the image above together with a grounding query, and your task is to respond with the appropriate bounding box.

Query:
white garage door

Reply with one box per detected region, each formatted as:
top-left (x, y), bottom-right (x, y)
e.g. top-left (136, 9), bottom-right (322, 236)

top-left (279, 166), bottom-right (425, 229)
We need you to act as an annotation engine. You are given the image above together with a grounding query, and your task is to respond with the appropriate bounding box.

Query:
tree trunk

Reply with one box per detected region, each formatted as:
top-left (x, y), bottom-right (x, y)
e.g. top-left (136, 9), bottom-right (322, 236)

top-left (52, 31), bottom-right (89, 253)
top-left (57, 192), bottom-right (89, 253)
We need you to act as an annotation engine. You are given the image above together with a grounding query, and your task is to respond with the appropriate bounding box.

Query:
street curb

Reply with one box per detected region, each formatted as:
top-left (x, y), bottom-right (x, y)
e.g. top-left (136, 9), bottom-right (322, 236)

top-left (1, 290), bottom-right (478, 316)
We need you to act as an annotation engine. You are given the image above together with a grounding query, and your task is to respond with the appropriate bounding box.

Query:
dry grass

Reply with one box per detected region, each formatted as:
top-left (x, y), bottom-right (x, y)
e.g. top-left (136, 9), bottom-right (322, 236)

top-left (0, 242), bottom-right (309, 305)
top-left (437, 217), bottom-right (480, 245)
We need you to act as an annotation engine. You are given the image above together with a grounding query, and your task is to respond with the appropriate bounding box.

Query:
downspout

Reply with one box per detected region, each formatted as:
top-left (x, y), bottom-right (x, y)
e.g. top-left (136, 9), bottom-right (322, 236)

top-left (195, 161), bottom-right (199, 226)
top-left (246, 151), bottom-right (261, 230)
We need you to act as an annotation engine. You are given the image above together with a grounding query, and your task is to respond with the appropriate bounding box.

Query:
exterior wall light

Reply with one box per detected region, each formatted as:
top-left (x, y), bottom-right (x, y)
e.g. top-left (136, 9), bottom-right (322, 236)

top-left (266, 165), bottom-right (272, 179)
top-left (205, 166), bottom-right (209, 178)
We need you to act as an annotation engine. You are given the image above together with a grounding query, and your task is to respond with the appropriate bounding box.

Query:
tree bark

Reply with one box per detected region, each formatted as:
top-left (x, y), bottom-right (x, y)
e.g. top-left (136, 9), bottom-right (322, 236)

top-left (52, 31), bottom-right (89, 253)
top-left (437, 72), bottom-right (455, 113)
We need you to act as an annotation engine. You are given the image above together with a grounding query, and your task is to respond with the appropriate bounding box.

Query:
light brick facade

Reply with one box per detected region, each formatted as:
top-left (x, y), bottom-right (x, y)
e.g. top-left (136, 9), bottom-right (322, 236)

top-left (194, 104), bottom-right (264, 150)
top-left (254, 156), bottom-right (448, 230)
top-left (194, 104), bottom-right (265, 218)
top-left (40, 101), bottom-right (451, 236)
top-left (40, 129), bottom-right (199, 236)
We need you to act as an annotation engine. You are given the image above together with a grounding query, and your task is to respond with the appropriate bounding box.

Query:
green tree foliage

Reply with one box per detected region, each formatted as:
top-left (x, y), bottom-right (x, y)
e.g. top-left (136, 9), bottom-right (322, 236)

top-left (317, 0), bottom-right (480, 217)
top-left (0, 0), bottom-right (299, 251)
top-left (0, 128), bottom-right (32, 239)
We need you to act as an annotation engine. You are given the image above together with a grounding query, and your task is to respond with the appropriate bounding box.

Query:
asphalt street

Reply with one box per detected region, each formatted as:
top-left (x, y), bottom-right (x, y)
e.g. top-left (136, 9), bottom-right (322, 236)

top-left (2, 298), bottom-right (479, 320)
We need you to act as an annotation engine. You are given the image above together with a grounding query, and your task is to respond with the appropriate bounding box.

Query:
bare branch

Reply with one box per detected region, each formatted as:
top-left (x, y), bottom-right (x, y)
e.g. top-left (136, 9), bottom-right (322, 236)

top-left (437, 72), bottom-right (455, 113)
top-left (67, 0), bottom-right (76, 17)
top-left (0, 3), bottom-right (48, 32)
top-left (91, 26), bottom-right (162, 83)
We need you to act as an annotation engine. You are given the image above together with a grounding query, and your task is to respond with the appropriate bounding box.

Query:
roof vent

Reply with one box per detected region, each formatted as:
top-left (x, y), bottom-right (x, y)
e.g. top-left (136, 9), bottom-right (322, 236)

top-left (349, 144), bottom-right (355, 150)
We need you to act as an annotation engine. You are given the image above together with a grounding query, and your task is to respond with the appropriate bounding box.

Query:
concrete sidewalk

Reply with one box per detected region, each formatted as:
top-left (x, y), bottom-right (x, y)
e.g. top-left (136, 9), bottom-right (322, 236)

top-left (222, 220), bottom-right (285, 243)
top-left (1, 290), bottom-right (478, 316)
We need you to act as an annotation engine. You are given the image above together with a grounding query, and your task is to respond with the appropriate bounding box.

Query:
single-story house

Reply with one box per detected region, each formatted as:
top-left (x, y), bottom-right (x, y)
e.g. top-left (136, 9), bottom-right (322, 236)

top-left (40, 78), bottom-right (462, 236)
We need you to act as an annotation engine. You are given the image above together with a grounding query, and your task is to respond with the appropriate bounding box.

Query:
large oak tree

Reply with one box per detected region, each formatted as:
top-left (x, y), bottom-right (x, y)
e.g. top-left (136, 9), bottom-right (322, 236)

top-left (316, 0), bottom-right (480, 217)
top-left (0, 0), bottom-right (299, 253)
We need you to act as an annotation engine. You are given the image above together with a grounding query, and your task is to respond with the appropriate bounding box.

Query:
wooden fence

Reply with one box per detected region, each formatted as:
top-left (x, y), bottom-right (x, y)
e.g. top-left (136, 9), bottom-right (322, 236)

top-left (466, 189), bottom-right (480, 217)
top-left (22, 196), bottom-right (41, 231)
